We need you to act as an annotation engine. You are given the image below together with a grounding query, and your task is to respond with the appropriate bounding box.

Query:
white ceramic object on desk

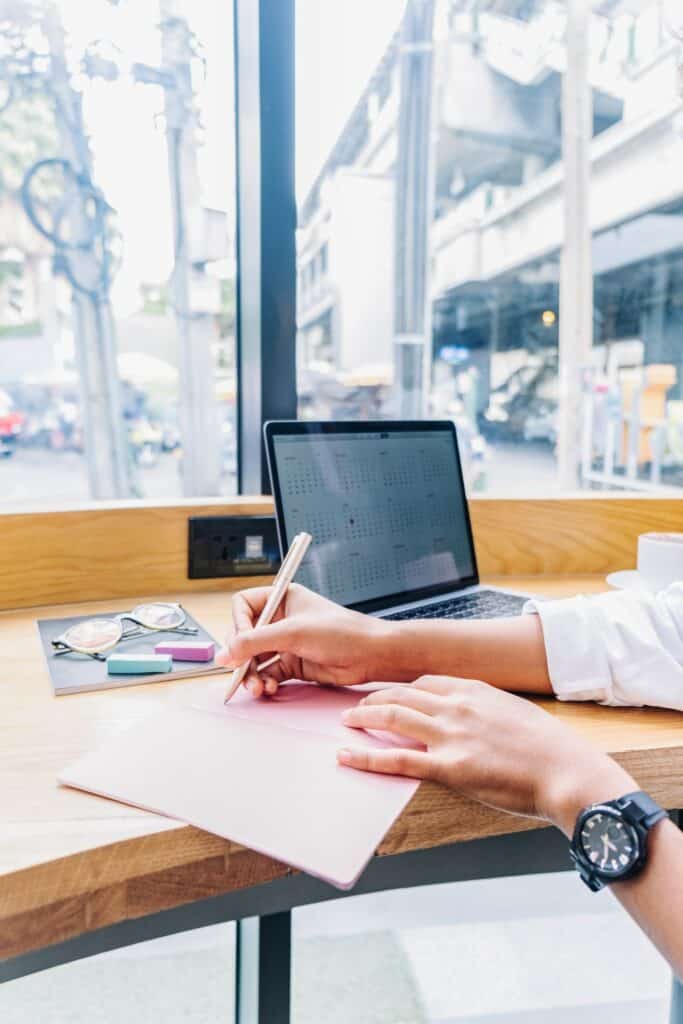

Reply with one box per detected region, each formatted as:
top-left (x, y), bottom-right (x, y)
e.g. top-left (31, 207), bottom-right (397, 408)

top-left (607, 532), bottom-right (683, 594)
top-left (606, 570), bottom-right (649, 592)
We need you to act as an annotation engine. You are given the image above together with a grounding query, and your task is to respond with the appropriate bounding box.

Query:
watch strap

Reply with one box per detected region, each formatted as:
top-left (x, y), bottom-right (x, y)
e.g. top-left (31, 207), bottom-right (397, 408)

top-left (614, 791), bottom-right (668, 830)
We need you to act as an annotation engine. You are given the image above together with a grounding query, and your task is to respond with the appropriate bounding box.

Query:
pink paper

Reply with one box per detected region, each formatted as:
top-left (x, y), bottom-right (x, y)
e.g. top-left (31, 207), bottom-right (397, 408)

top-left (58, 682), bottom-right (421, 890)
top-left (189, 680), bottom-right (422, 749)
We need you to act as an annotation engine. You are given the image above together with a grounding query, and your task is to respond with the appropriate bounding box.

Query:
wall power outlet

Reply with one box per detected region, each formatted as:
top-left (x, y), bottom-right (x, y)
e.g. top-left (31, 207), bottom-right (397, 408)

top-left (188, 515), bottom-right (281, 579)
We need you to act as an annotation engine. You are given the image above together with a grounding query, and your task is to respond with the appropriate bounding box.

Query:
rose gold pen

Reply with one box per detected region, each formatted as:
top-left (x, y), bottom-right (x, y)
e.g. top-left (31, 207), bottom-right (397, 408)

top-left (223, 531), bottom-right (313, 703)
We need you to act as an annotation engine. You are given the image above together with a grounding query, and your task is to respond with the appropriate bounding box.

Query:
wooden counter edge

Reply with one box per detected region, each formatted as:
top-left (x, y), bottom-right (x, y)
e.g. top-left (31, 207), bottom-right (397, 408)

top-left (5, 494), bottom-right (683, 610)
top-left (3, 743), bottom-right (683, 962)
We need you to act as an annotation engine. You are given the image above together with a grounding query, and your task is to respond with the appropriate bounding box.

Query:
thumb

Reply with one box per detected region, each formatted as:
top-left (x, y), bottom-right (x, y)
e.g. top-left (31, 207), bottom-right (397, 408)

top-left (227, 619), bottom-right (302, 664)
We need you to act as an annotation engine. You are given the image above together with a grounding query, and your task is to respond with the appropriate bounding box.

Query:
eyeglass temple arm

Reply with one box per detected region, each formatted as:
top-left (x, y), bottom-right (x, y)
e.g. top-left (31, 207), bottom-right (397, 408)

top-left (52, 646), bottom-right (106, 660)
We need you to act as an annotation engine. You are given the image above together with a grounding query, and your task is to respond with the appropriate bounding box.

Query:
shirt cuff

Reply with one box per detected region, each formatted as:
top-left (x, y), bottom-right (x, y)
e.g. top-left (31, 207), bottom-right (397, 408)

top-left (524, 596), bottom-right (615, 704)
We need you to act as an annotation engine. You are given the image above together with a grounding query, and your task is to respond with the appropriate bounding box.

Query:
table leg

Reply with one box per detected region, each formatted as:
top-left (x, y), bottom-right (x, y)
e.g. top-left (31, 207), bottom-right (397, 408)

top-left (672, 980), bottom-right (683, 1024)
top-left (236, 911), bottom-right (292, 1024)
top-left (670, 812), bottom-right (682, 1024)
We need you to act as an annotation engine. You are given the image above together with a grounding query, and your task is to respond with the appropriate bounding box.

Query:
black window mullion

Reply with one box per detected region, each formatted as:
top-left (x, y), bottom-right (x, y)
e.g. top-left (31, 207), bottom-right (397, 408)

top-left (234, 0), bottom-right (297, 496)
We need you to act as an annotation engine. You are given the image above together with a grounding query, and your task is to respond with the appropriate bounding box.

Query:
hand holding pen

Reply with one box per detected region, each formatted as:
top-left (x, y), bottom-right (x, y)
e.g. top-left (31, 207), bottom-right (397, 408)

top-left (223, 532), bottom-right (313, 702)
top-left (218, 573), bottom-right (394, 697)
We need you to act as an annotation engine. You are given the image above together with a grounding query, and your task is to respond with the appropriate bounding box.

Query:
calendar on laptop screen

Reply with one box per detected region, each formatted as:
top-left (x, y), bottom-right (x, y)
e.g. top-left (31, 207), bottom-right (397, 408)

top-left (270, 427), bottom-right (476, 608)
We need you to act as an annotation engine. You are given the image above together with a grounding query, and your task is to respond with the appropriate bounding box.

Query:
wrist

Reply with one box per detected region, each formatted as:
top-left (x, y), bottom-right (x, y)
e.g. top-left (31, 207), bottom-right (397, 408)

top-left (539, 756), bottom-right (638, 838)
top-left (369, 619), bottom-right (432, 682)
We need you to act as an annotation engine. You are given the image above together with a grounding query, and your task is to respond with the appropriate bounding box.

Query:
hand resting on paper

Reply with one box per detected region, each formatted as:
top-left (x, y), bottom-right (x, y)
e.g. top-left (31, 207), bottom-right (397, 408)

top-left (218, 583), bottom-right (398, 697)
top-left (338, 675), bottom-right (683, 982)
top-left (338, 675), bottom-right (633, 835)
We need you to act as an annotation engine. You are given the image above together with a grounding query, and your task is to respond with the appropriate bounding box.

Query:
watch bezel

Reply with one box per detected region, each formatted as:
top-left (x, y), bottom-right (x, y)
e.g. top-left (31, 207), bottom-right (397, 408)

top-left (572, 803), bottom-right (644, 889)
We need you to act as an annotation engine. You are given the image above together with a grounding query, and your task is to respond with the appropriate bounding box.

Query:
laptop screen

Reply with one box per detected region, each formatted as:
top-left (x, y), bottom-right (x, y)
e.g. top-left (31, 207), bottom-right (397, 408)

top-left (266, 422), bottom-right (478, 612)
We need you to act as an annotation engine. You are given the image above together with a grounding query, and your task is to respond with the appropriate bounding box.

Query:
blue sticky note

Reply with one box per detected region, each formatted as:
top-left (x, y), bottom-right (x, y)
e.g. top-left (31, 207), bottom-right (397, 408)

top-left (107, 653), bottom-right (173, 675)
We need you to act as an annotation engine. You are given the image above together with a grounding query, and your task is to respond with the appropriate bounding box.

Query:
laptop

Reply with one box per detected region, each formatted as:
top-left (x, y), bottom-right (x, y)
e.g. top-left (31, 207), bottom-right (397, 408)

top-left (264, 420), bottom-right (529, 622)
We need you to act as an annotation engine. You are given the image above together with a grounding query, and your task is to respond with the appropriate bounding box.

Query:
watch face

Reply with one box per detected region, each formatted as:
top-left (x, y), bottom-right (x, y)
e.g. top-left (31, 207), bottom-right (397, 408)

top-left (579, 809), bottom-right (640, 876)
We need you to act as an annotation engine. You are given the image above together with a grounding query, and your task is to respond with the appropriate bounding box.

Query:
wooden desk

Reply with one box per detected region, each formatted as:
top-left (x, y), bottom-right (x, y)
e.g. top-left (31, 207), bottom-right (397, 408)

top-left (3, 577), bottom-right (683, 1012)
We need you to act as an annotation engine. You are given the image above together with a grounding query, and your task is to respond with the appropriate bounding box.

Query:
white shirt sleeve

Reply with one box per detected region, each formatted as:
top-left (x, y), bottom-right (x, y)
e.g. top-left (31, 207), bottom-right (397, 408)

top-left (524, 583), bottom-right (683, 710)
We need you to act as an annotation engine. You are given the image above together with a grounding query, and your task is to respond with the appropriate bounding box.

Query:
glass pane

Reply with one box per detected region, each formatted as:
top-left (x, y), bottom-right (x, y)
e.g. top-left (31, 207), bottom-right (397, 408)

top-left (296, 0), bottom-right (683, 495)
top-left (586, 3), bottom-right (683, 491)
top-left (0, 0), bottom-right (236, 507)
top-left (293, 874), bottom-right (670, 1022)
top-left (2, 923), bottom-right (236, 1023)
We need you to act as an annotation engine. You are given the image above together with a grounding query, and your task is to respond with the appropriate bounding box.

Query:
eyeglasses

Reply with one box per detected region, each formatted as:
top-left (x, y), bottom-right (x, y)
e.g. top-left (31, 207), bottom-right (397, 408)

top-left (51, 603), bottom-right (198, 660)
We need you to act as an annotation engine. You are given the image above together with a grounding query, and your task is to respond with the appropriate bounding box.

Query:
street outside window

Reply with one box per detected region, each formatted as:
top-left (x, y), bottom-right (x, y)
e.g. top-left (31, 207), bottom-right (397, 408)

top-left (0, 0), bottom-right (237, 505)
top-left (296, 0), bottom-right (683, 496)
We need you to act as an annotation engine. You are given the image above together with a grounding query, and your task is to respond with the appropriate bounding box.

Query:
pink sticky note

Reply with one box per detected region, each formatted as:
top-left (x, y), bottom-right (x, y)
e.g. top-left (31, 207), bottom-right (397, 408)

top-left (58, 682), bottom-right (421, 890)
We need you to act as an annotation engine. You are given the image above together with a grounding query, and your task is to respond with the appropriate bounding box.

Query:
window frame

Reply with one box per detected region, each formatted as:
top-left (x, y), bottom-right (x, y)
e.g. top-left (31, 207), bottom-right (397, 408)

top-left (234, 0), bottom-right (298, 496)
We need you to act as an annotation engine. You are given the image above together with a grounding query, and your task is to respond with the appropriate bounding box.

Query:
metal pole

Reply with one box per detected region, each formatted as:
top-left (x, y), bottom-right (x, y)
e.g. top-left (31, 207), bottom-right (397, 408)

top-left (234, 0), bottom-right (297, 495)
top-left (42, 4), bottom-right (131, 499)
top-left (161, 0), bottom-right (222, 496)
top-left (236, 913), bottom-right (292, 1024)
top-left (670, 811), bottom-right (683, 1024)
top-left (393, 0), bottom-right (436, 420)
top-left (557, 0), bottom-right (593, 490)
top-left (672, 980), bottom-right (683, 1024)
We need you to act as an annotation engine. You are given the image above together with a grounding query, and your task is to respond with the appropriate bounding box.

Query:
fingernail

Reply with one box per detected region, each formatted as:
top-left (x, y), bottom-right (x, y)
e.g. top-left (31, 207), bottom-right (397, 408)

top-left (337, 749), bottom-right (353, 764)
top-left (265, 678), bottom-right (278, 695)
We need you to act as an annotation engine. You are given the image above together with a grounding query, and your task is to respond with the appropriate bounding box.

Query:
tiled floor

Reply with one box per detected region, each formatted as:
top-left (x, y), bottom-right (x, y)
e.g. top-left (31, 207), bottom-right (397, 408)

top-left (2, 872), bottom-right (673, 1023)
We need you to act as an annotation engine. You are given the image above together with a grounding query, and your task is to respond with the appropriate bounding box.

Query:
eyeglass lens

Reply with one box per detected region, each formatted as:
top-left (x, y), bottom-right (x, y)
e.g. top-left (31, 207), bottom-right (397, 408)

top-left (57, 604), bottom-right (188, 655)
top-left (61, 618), bottom-right (121, 653)
top-left (129, 604), bottom-right (185, 629)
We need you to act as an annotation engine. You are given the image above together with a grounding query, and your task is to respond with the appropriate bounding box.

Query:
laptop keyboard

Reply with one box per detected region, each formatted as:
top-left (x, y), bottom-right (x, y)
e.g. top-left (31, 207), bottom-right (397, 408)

top-left (383, 589), bottom-right (527, 622)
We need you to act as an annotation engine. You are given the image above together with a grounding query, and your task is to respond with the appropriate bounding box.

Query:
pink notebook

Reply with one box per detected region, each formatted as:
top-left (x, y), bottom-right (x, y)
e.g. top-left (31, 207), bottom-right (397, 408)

top-left (58, 682), bottom-right (421, 890)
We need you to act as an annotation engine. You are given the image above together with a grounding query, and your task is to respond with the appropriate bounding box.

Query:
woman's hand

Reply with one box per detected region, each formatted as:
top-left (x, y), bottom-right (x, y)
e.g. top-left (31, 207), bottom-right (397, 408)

top-left (338, 676), bottom-right (635, 835)
top-left (219, 585), bottom-right (556, 700)
top-left (218, 583), bottom-right (400, 697)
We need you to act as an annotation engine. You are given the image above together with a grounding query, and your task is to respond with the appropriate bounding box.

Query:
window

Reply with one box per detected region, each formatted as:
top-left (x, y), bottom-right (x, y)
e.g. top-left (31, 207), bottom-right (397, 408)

top-left (0, 0), bottom-right (237, 506)
top-left (2, 923), bottom-right (237, 1023)
top-left (5, 2), bottom-right (683, 507)
top-left (292, 874), bottom-right (670, 1022)
top-left (296, 0), bottom-right (683, 495)
top-left (584, 3), bottom-right (683, 493)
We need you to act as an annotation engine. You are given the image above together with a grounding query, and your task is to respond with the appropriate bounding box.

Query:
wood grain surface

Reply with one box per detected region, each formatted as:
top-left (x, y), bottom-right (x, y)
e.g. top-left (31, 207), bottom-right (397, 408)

top-left (2, 494), bottom-right (683, 610)
top-left (469, 495), bottom-right (683, 576)
top-left (2, 579), bottom-right (683, 960)
top-left (0, 497), bottom-right (274, 611)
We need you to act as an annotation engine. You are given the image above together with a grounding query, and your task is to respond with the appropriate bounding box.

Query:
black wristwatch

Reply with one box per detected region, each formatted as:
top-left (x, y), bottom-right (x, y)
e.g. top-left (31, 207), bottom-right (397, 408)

top-left (570, 791), bottom-right (668, 892)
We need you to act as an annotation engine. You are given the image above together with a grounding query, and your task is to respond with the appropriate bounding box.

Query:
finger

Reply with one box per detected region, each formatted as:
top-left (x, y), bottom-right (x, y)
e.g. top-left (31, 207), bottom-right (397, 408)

top-left (215, 646), bottom-right (232, 667)
top-left (337, 746), bottom-right (434, 779)
top-left (256, 654), bottom-right (281, 673)
top-left (413, 675), bottom-right (476, 697)
top-left (267, 659), bottom-right (292, 684)
top-left (217, 645), bottom-right (278, 670)
top-left (243, 660), bottom-right (293, 697)
top-left (243, 667), bottom-right (265, 697)
top-left (341, 703), bottom-right (439, 744)
top-left (228, 619), bottom-right (301, 663)
top-left (360, 686), bottom-right (443, 716)
top-left (215, 648), bottom-right (261, 691)
top-left (231, 587), bottom-right (273, 634)
top-left (263, 675), bottom-right (280, 696)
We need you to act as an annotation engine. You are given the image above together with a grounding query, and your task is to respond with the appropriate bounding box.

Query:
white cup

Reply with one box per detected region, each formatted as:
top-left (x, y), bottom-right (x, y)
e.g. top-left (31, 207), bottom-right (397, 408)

top-left (637, 533), bottom-right (683, 592)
